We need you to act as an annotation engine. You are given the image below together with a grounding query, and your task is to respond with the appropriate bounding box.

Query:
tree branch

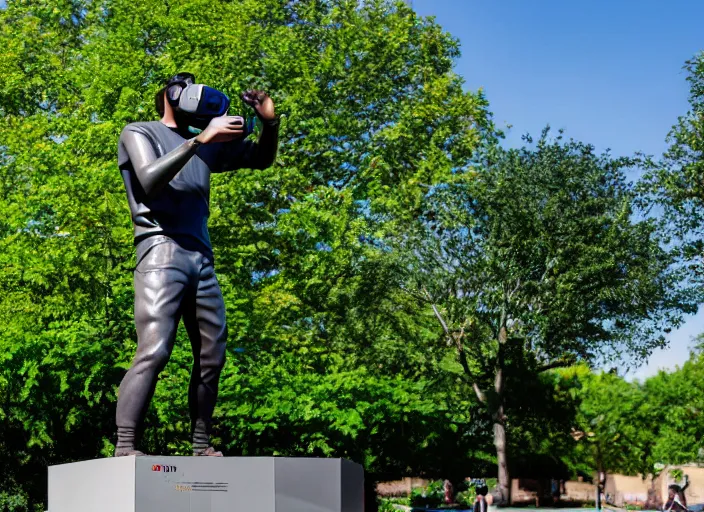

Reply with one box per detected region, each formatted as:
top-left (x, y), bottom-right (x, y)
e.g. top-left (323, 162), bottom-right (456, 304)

top-left (537, 357), bottom-right (576, 373)
top-left (430, 302), bottom-right (451, 336)
top-left (400, 284), bottom-right (432, 304)
top-left (508, 278), bottom-right (521, 300)
top-left (472, 382), bottom-right (487, 403)
top-left (424, 289), bottom-right (487, 404)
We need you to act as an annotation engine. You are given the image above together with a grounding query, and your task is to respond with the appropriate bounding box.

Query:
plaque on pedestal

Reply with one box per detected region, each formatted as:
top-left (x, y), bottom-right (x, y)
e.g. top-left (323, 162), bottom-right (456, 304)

top-left (48, 456), bottom-right (363, 512)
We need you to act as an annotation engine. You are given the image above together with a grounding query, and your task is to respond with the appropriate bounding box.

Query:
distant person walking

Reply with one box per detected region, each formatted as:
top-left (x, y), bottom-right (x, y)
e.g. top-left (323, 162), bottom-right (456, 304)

top-left (475, 480), bottom-right (489, 512)
top-left (551, 478), bottom-right (561, 504)
top-left (444, 480), bottom-right (454, 504)
top-left (664, 477), bottom-right (690, 512)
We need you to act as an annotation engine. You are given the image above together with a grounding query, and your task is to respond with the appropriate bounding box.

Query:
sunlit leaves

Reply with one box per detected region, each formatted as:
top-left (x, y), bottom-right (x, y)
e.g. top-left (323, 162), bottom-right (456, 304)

top-left (0, 0), bottom-right (493, 508)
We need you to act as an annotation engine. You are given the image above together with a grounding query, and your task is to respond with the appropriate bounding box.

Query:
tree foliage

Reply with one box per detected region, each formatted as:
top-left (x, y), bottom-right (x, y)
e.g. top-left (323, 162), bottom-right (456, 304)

top-left (548, 343), bottom-right (704, 482)
top-left (644, 339), bottom-right (704, 466)
top-left (643, 52), bottom-right (704, 275)
top-left (0, 0), bottom-right (494, 508)
top-left (1, 0), bottom-right (703, 509)
top-left (395, 129), bottom-right (698, 502)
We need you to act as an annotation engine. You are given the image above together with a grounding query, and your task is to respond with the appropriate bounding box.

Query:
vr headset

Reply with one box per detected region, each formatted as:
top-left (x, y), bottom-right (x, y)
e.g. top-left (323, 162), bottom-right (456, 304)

top-left (165, 73), bottom-right (257, 135)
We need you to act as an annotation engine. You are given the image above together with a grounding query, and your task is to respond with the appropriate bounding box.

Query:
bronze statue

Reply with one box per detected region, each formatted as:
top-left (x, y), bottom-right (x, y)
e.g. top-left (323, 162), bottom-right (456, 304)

top-left (114, 73), bottom-right (279, 456)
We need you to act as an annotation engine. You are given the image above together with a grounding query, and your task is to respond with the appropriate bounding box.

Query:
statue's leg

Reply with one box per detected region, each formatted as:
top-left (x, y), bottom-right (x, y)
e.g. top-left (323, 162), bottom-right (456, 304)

top-left (115, 240), bottom-right (193, 456)
top-left (183, 255), bottom-right (227, 456)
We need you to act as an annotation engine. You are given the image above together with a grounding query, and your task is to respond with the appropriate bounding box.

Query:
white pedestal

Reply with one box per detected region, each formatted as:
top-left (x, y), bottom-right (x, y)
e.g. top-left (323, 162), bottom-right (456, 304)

top-left (48, 456), bottom-right (364, 512)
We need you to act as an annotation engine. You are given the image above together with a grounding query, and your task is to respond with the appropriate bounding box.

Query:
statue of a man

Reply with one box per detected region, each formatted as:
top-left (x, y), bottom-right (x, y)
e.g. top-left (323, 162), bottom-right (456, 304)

top-left (114, 72), bottom-right (279, 456)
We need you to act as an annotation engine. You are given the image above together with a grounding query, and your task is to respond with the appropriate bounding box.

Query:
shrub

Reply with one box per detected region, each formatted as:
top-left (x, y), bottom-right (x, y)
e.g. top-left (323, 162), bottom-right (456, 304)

top-left (378, 499), bottom-right (398, 512)
top-left (456, 488), bottom-right (477, 508)
top-left (410, 480), bottom-right (446, 508)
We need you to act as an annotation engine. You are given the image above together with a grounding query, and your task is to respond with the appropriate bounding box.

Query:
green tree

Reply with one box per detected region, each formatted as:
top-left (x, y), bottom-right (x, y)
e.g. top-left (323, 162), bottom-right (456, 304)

top-left (503, 363), bottom-right (583, 481)
top-left (558, 349), bottom-right (704, 481)
top-left (396, 130), bottom-right (698, 504)
top-left (570, 369), bottom-right (657, 478)
top-left (544, 344), bottom-right (704, 485)
top-left (637, 48), bottom-right (704, 472)
top-left (644, 339), bottom-right (704, 466)
top-left (642, 52), bottom-right (704, 276)
top-left (0, 0), bottom-right (494, 507)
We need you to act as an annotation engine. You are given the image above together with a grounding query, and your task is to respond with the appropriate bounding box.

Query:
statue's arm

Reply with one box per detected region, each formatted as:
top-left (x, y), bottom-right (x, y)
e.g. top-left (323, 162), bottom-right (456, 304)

top-left (216, 118), bottom-right (280, 172)
top-left (121, 129), bottom-right (200, 197)
top-left (249, 117), bottom-right (280, 170)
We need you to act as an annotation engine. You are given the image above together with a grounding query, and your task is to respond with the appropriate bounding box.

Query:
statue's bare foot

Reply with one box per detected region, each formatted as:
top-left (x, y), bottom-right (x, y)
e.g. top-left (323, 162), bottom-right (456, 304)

top-left (114, 448), bottom-right (146, 457)
top-left (193, 446), bottom-right (223, 457)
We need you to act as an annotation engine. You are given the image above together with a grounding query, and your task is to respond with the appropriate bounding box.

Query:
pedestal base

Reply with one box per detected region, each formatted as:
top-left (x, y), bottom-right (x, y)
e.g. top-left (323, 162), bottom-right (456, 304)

top-left (48, 456), bottom-right (363, 512)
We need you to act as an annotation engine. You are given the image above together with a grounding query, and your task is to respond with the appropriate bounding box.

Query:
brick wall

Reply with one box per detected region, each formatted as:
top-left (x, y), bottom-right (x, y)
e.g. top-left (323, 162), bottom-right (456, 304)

top-left (564, 480), bottom-right (595, 502)
top-left (376, 477), bottom-right (430, 497)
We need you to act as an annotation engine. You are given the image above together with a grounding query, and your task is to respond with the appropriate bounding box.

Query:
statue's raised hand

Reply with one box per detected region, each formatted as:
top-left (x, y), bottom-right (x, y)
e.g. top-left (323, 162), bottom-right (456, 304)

top-left (242, 90), bottom-right (276, 122)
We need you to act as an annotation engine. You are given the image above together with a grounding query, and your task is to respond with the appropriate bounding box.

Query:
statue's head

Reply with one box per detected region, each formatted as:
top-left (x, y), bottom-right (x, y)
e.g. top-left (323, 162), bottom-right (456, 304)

top-left (155, 72), bottom-right (230, 132)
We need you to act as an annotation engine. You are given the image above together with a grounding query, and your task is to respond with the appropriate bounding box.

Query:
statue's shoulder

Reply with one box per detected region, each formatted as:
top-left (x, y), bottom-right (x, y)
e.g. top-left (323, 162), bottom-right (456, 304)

top-left (117, 122), bottom-right (165, 166)
top-left (118, 122), bottom-right (167, 150)
top-left (121, 121), bottom-right (162, 136)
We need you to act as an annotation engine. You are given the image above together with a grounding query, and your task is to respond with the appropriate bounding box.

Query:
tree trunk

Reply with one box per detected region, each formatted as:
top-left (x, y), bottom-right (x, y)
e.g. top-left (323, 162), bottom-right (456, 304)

top-left (595, 448), bottom-right (604, 512)
top-left (492, 321), bottom-right (510, 506)
top-left (494, 405), bottom-right (510, 506)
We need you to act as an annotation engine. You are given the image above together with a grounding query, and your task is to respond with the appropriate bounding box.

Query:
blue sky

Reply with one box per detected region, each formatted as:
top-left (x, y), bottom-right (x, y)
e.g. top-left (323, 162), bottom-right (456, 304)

top-left (411, 0), bottom-right (704, 379)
